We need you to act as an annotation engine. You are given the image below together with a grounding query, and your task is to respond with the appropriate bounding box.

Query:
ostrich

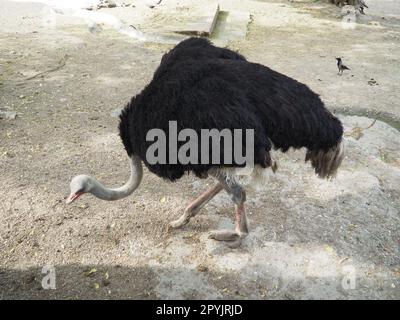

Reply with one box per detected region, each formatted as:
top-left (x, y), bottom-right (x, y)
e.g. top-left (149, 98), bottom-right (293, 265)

top-left (67, 38), bottom-right (345, 248)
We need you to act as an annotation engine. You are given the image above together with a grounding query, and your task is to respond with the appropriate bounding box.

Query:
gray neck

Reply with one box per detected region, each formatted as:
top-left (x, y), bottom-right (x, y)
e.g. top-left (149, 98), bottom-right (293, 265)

top-left (90, 155), bottom-right (143, 201)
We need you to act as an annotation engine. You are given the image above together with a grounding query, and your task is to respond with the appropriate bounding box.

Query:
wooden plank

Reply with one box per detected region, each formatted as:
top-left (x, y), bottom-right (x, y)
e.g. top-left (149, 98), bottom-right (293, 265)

top-left (173, 4), bottom-right (220, 37)
top-left (211, 10), bottom-right (250, 47)
top-left (208, 4), bottom-right (220, 36)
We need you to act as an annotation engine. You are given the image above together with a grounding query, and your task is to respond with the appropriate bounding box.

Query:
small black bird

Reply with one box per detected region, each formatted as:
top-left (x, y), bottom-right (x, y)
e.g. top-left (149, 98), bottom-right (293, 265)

top-left (336, 58), bottom-right (350, 76)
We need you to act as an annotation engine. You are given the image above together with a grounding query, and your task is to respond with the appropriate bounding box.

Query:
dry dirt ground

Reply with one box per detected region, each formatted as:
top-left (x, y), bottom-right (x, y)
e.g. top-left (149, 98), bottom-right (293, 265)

top-left (0, 0), bottom-right (399, 299)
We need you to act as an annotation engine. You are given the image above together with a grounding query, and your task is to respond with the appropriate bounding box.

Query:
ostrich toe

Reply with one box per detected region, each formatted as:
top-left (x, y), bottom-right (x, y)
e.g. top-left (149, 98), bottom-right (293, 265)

top-left (209, 230), bottom-right (240, 241)
top-left (169, 217), bottom-right (189, 229)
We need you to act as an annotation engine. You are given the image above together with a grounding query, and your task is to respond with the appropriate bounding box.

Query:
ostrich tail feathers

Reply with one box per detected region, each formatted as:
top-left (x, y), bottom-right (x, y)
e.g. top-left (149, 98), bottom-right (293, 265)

top-left (305, 139), bottom-right (345, 180)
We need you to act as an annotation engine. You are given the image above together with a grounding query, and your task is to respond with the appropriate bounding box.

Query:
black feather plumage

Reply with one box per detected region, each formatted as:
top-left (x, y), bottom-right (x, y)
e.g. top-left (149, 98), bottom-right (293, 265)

top-left (119, 38), bottom-right (343, 181)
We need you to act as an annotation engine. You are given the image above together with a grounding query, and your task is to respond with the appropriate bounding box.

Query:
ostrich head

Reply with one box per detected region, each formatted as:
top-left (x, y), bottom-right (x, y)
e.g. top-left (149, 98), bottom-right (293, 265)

top-left (66, 175), bottom-right (92, 204)
top-left (66, 156), bottom-right (143, 204)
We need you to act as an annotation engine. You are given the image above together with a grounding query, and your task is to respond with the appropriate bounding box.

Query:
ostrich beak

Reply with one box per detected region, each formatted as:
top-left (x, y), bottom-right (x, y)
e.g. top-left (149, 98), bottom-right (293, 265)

top-left (66, 191), bottom-right (83, 204)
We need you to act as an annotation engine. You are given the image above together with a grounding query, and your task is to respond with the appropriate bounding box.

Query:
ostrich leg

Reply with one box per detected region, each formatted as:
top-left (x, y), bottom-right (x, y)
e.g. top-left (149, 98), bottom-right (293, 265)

top-left (209, 172), bottom-right (248, 248)
top-left (169, 183), bottom-right (223, 228)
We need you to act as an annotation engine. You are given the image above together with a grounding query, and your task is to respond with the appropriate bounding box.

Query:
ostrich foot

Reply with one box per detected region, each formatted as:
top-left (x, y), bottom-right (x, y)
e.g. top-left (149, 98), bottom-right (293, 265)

top-left (209, 229), bottom-right (239, 241)
top-left (168, 183), bottom-right (223, 230)
top-left (206, 187), bottom-right (248, 249)
top-left (209, 230), bottom-right (247, 248)
top-left (169, 216), bottom-right (189, 229)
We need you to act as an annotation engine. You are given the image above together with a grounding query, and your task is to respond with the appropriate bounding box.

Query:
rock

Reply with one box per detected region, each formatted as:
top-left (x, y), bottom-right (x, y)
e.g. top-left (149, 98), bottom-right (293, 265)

top-left (102, 279), bottom-right (111, 287)
top-left (106, 0), bottom-right (117, 8)
top-left (110, 108), bottom-right (122, 118)
top-left (85, 0), bottom-right (117, 10)
top-left (368, 78), bottom-right (379, 86)
top-left (197, 265), bottom-right (209, 272)
top-left (369, 21), bottom-right (381, 27)
top-left (3, 151), bottom-right (15, 158)
top-left (0, 110), bottom-right (17, 119)
top-left (98, 0), bottom-right (117, 9)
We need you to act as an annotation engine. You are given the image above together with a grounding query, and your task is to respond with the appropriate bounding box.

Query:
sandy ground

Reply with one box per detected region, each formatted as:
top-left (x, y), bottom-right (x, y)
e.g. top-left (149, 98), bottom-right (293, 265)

top-left (0, 0), bottom-right (399, 299)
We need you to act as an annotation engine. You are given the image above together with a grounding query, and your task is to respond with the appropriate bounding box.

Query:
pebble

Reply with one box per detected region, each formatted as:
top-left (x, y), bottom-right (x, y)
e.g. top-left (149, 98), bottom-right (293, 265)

top-left (110, 108), bottom-right (122, 118)
top-left (0, 110), bottom-right (17, 119)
